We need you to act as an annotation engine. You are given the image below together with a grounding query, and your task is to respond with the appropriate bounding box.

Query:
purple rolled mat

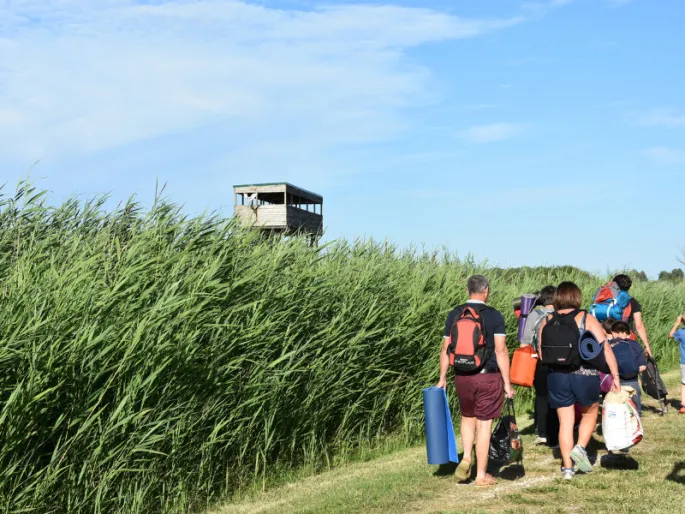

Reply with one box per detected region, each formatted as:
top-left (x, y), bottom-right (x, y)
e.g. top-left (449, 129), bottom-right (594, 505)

top-left (517, 294), bottom-right (538, 342)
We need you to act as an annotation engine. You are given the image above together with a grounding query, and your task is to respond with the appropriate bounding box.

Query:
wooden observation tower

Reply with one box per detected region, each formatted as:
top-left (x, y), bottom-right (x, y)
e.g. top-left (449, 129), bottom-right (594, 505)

top-left (233, 183), bottom-right (323, 241)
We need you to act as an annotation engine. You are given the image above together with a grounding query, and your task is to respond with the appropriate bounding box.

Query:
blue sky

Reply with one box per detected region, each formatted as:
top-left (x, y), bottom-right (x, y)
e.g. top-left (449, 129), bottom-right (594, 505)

top-left (1, 0), bottom-right (683, 277)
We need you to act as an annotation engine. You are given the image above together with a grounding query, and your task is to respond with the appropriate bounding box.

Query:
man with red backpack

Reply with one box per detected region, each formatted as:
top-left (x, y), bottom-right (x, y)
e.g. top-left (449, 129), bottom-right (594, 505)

top-left (590, 274), bottom-right (652, 357)
top-left (613, 274), bottom-right (652, 357)
top-left (436, 275), bottom-right (514, 487)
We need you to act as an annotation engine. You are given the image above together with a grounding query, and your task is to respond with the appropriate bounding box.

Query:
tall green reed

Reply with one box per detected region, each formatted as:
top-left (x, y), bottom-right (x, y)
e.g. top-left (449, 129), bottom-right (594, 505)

top-left (0, 183), bottom-right (682, 513)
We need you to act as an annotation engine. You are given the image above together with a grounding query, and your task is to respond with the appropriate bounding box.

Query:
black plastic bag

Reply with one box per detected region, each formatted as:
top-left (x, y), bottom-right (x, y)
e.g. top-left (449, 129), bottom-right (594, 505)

top-left (488, 399), bottom-right (523, 464)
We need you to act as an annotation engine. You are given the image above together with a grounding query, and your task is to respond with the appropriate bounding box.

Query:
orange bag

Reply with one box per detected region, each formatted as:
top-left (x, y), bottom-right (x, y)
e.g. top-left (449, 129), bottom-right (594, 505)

top-left (510, 345), bottom-right (538, 388)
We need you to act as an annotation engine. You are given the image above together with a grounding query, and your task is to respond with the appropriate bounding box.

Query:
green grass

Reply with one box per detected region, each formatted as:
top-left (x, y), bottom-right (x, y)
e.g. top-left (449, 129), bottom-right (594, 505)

top-left (0, 181), bottom-right (683, 513)
top-left (216, 371), bottom-right (685, 514)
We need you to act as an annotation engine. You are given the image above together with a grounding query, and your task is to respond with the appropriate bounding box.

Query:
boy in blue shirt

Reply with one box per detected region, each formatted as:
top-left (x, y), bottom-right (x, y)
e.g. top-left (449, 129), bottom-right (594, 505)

top-left (610, 321), bottom-right (648, 415)
top-left (603, 321), bottom-right (647, 463)
top-left (668, 313), bottom-right (685, 414)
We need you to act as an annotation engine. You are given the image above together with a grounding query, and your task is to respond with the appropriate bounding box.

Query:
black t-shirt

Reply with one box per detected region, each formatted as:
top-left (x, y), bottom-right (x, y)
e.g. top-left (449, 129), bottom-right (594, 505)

top-left (443, 301), bottom-right (506, 372)
top-left (629, 297), bottom-right (642, 328)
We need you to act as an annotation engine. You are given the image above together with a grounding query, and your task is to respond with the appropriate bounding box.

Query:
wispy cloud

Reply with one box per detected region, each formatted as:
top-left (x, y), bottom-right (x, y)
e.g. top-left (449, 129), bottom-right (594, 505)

top-left (644, 147), bottom-right (685, 165)
top-left (459, 123), bottom-right (528, 143)
top-left (633, 109), bottom-right (685, 128)
top-left (0, 0), bottom-right (524, 162)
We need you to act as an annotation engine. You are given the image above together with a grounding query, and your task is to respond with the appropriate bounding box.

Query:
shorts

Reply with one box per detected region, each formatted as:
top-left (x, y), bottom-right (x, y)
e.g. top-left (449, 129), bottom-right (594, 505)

top-left (548, 371), bottom-right (600, 409)
top-left (681, 365), bottom-right (685, 385)
top-left (454, 373), bottom-right (504, 421)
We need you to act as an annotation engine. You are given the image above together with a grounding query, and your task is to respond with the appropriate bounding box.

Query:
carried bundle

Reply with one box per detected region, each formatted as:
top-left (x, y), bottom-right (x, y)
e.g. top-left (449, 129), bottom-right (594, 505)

top-left (489, 399), bottom-right (523, 464)
top-left (602, 386), bottom-right (644, 451)
top-left (590, 282), bottom-right (632, 323)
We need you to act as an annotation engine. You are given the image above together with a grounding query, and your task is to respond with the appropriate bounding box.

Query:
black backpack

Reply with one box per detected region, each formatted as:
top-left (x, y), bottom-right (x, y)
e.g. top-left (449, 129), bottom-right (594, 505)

top-left (641, 355), bottom-right (668, 414)
top-left (540, 309), bottom-right (582, 368)
top-left (611, 339), bottom-right (640, 380)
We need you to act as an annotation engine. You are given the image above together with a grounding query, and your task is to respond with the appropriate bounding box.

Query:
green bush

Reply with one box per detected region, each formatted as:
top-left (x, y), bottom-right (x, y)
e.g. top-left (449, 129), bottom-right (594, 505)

top-left (0, 183), bottom-right (683, 513)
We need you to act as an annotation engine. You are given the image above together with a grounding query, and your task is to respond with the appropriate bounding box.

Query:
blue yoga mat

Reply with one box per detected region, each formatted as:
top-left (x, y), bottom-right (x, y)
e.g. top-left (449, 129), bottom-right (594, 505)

top-left (579, 331), bottom-right (609, 373)
top-left (423, 387), bottom-right (459, 465)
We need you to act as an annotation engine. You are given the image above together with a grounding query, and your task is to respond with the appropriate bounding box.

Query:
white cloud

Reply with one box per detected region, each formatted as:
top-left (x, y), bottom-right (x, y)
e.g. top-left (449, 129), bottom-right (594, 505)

top-left (634, 109), bottom-right (685, 128)
top-left (644, 147), bottom-right (685, 165)
top-left (0, 0), bottom-right (523, 161)
top-left (459, 123), bottom-right (527, 143)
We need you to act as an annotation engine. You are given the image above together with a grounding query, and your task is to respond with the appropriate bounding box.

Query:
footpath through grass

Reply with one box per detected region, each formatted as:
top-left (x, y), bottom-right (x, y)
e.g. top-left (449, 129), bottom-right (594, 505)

top-left (213, 370), bottom-right (685, 514)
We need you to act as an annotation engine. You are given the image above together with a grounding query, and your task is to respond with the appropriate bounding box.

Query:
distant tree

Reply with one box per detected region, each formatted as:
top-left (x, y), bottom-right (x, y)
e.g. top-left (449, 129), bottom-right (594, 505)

top-left (623, 269), bottom-right (649, 282)
top-left (658, 268), bottom-right (684, 282)
top-left (659, 270), bottom-right (672, 281)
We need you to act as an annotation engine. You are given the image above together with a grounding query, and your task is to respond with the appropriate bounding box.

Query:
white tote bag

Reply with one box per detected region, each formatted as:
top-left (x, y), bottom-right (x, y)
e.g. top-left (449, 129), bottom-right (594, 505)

top-left (602, 386), bottom-right (644, 451)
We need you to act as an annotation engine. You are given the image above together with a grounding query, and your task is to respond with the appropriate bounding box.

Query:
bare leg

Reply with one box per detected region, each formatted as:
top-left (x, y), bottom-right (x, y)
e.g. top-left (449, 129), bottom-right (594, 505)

top-left (557, 406), bottom-right (575, 469)
top-left (461, 416), bottom-right (476, 461)
top-left (577, 403), bottom-right (599, 449)
top-left (475, 419), bottom-right (494, 479)
top-left (680, 384), bottom-right (685, 408)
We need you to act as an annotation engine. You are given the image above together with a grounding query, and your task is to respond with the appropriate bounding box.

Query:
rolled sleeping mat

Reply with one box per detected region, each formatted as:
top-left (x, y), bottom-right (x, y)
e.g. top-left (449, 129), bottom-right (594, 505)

top-left (578, 331), bottom-right (610, 373)
top-left (423, 387), bottom-right (459, 465)
top-left (590, 303), bottom-right (624, 322)
top-left (517, 294), bottom-right (538, 342)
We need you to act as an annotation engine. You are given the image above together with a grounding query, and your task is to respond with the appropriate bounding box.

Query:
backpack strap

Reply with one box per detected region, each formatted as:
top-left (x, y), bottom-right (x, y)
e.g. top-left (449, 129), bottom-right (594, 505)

top-left (459, 303), bottom-right (488, 316)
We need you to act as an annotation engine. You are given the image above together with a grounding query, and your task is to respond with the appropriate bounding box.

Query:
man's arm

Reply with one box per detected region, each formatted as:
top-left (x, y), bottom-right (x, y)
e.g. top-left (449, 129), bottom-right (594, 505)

top-left (437, 337), bottom-right (450, 389)
top-left (632, 312), bottom-right (652, 356)
top-left (495, 335), bottom-right (515, 399)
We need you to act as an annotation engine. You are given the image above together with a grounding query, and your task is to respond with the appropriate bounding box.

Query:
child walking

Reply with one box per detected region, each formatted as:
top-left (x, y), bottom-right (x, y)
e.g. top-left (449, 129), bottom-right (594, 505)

top-left (603, 321), bottom-right (646, 462)
top-left (668, 313), bottom-right (685, 414)
top-left (609, 321), bottom-right (647, 415)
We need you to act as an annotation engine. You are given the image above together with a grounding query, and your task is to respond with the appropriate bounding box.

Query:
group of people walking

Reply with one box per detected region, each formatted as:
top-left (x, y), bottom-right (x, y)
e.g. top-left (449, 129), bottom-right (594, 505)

top-left (436, 274), bottom-right (685, 486)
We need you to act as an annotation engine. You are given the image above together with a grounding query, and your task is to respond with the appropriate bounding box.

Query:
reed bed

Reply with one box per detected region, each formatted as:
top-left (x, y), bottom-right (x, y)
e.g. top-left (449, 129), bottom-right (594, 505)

top-left (0, 183), bottom-right (682, 513)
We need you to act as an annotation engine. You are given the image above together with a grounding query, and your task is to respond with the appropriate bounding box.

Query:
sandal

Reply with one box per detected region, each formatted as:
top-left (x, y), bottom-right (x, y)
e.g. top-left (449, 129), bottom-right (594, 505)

top-left (455, 457), bottom-right (472, 482)
top-left (475, 473), bottom-right (497, 487)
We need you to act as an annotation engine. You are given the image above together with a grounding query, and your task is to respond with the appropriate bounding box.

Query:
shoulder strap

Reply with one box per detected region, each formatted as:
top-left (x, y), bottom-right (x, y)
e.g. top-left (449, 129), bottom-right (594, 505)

top-left (462, 303), bottom-right (487, 314)
top-left (557, 308), bottom-right (581, 320)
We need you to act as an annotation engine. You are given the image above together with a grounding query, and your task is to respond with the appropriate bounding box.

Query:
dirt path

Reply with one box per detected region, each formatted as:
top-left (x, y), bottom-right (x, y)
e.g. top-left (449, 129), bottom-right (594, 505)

top-left (212, 370), bottom-right (685, 514)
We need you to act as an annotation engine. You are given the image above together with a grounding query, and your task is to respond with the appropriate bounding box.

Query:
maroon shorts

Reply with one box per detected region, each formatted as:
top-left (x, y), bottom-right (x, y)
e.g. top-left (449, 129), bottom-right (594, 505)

top-left (454, 373), bottom-right (504, 421)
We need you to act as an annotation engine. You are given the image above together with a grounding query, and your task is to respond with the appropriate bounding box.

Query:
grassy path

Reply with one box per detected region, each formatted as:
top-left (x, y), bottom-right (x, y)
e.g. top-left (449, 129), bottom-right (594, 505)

top-left (211, 371), bottom-right (685, 514)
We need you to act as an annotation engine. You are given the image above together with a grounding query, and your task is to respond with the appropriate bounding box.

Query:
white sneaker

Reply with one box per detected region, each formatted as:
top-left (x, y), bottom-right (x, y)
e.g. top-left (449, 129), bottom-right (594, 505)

top-left (570, 445), bottom-right (593, 473)
top-left (535, 437), bottom-right (548, 446)
top-left (561, 467), bottom-right (575, 480)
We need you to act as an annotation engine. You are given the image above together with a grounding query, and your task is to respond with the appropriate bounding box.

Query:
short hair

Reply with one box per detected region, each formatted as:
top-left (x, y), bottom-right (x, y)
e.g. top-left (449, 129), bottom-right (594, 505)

top-left (613, 274), bottom-right (633, 292)
top-left (612, 321), bottom-right (631, 335)
top-left (602, 318), bottom-right (617, 334)
top-left (553, 281), bottom-right (583, 310)
top-left (538, 285), bottom-right (556, 307)
top-left (467, 275), bottom-right (490, 295)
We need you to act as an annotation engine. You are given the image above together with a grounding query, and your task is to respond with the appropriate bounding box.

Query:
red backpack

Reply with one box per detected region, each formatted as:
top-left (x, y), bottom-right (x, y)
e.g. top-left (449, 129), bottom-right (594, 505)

top-left (591, 282), bottom-right (636, 340)
top-left (446, 305), bottom-right (491, 373)
top-left (592, 282), bottom-right (633, 323)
